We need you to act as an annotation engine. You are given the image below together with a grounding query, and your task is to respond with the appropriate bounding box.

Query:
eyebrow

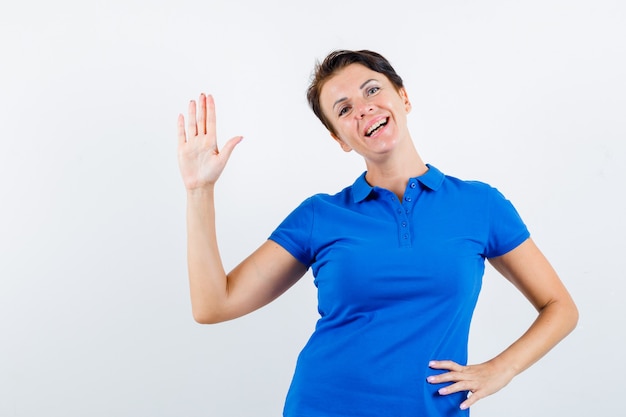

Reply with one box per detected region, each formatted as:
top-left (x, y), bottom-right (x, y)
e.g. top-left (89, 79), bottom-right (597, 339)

top-left (332, 78), bottom-right (378, 111)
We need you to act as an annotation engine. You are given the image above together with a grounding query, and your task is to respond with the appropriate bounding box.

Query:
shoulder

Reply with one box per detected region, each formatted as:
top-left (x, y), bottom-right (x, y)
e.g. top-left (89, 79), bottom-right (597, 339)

top-left (435, 170), bottom-right (500, 203)
top-left (428, 166), bottom-right (519, 211)
top-left (442, 172), bottom-right (494, 193)
top-left (305, 178), bottom-right (361, 207)
top-left (422, 164), bottom-right (494, 194)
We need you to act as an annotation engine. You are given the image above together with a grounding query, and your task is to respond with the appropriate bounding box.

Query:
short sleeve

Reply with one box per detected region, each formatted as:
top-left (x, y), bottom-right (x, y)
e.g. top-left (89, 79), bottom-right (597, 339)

top-left (485, 187), bottom-right (530, 258)
top-left (268, 197), bottom-right (316, 267)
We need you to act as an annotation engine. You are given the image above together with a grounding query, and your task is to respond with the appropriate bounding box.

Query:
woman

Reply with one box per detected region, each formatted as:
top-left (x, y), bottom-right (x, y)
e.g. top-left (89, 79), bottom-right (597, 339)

top-left (177, 50), bottom-right (578, 416)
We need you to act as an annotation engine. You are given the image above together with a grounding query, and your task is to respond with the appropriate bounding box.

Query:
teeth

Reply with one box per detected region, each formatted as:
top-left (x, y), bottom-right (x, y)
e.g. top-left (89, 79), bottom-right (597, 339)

top-left (366, 119), bottom-right (387, 136)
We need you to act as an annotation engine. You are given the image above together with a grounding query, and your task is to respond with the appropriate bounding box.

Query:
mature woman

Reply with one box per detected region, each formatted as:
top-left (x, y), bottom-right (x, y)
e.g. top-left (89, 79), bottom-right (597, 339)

top-left (177, 50), bottom-right (578, 417)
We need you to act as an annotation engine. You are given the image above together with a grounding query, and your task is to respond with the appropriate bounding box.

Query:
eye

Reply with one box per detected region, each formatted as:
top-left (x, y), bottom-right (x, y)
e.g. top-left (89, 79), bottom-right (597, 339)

top-left (366, 86), bottom-right (380, 96)
top-left (338, 106), bottom-right (351, 117)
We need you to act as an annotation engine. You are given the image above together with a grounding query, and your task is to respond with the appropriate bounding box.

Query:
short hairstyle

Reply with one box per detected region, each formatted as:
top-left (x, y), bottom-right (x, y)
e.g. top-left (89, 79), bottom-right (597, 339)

top-left (306, 50), bottom-right (404, 135)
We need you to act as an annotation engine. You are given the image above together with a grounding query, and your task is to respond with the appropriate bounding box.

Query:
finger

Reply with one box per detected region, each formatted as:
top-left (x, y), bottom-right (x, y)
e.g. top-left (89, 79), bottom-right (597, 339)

top-left (187, 100), bottom-right (198, 137)
top-left (437, 380), bottom-right (472, 395)
top-left (429, 360), bottom-right (464, 372)
top-left (460, 393), bottom-right (480, 411)
top-left (198, 93), bottom-right (207, 135)
top-left (206, 94), bottom-right (217, 142)
top-left (218, 135), bottom-right (244, 160)
top-left (427, 371), bottom-right (462, 385)
top-left (177, 114), bottom-right (187, 145)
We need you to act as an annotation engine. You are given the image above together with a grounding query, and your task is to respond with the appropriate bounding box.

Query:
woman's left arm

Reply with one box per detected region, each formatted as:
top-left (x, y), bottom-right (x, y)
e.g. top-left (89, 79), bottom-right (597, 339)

top-left (427, 237), bottom-right (578, 410)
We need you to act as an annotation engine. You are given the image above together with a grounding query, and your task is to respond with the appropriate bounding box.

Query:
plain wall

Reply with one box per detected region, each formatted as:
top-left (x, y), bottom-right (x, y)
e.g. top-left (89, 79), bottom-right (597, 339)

top-left (1, 0), bottom-right (624, 416)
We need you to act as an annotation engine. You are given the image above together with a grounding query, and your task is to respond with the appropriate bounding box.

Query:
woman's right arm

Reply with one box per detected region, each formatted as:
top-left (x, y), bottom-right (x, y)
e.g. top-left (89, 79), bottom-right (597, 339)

top-left (178, 94), bottom-right (307, 324)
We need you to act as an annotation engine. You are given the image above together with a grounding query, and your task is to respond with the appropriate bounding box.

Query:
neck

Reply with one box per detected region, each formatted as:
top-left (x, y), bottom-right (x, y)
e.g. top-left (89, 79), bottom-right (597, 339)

top-left (364, 145), bottom-right (428, 200)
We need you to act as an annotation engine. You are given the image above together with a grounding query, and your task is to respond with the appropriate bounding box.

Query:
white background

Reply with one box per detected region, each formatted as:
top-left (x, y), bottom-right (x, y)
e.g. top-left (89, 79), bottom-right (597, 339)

top-left (1, 0), bottom-right (624, 416)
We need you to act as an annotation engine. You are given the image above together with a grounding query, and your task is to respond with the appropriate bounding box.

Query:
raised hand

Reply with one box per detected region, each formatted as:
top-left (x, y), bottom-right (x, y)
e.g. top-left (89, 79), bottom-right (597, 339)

top-left (177, 94), bottom-right (243, 190)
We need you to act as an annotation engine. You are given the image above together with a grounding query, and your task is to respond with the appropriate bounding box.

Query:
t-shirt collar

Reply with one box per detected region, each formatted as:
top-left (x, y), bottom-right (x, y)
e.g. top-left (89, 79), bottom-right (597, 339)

top-left (352, 164), bottom-right (445, 203)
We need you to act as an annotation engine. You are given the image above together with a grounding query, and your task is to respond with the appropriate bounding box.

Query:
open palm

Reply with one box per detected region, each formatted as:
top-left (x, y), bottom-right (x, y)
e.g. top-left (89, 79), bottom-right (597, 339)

top-left (177, 94), bottom-right (242, 190)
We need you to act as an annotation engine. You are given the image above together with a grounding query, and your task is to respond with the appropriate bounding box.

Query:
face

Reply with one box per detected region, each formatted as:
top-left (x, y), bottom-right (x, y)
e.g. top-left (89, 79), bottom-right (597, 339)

top-left (319, 63), bottom-right (412, 160)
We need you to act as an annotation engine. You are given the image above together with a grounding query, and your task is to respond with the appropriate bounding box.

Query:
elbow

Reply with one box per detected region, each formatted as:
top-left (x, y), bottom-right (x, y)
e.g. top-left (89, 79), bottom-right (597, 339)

top-left (550, 296), bottom-right (579, 336)
top-left (193, 314), bottom-right (218, 325)
top-left (192, 307), bottom-right (227, 325)
top-left (561, 289), bottom-right (579, 334)
top-left (538, 295), bottom-right (579, 338)
top-left (567, 300), bottom-right (580, 333)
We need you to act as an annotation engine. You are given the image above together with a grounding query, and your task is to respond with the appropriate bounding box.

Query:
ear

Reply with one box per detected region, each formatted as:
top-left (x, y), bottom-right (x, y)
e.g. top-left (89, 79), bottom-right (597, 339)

top-left (331, 132), bottom-right (352, 152)
top-left (399, 87), bottom-right (412, 113)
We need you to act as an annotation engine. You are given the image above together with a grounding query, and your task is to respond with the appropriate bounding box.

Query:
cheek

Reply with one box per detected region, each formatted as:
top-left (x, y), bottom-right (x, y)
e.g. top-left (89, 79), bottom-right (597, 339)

top-left (330, 129), bottom-right (355, 152)
top-left (332, 119), bottom-right (352, 137)
top-left (322, 112), bottom-right (339, 135)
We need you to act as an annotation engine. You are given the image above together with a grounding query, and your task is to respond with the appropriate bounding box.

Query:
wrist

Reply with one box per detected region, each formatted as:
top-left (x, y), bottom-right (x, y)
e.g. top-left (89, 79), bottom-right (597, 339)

top-left (487, 355), bottom-right (520, 380)
top-left (186, 185), bottom-right (216, 198)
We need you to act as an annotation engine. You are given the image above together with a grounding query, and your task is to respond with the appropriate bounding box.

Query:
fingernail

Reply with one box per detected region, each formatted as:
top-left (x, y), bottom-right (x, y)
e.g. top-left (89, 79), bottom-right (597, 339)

top-left (460, 403), bottom-right (468, 410)
top-left (427, 376), bottom-right (435, 383)
top-left (438, 388), bottom-right (447, 395)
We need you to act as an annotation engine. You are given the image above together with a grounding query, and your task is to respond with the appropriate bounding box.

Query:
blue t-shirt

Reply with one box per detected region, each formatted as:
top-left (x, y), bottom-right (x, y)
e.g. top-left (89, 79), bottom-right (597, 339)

top-left (269, 165), bottom-right (529, 417)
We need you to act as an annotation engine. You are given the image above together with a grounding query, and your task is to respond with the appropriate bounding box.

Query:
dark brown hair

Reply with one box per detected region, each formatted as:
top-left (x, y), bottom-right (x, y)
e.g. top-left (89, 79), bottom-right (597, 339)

top-left (307, 50), bottom-right (404, 135)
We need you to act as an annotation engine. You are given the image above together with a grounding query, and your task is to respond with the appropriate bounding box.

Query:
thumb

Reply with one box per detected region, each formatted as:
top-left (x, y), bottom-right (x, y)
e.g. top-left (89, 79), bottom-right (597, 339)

top-left (219, 135), bottom-right (244, 160)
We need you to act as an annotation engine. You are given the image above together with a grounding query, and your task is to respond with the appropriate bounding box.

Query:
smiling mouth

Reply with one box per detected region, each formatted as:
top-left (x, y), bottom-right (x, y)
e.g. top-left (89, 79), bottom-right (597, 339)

top-left (365, 118), bottom-right (388, 137)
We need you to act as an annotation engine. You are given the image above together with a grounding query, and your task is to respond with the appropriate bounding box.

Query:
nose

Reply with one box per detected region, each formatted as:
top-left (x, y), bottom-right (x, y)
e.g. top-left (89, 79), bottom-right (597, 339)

top-left (356, 100), bottom-right (374, 118)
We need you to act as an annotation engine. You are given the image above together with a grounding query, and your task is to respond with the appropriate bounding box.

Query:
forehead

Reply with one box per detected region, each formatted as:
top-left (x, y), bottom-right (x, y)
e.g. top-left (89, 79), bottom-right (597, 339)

top-left (321, 64), bottom-right (382, 96)
top-left (320, 64), bottom-right (387, 109)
